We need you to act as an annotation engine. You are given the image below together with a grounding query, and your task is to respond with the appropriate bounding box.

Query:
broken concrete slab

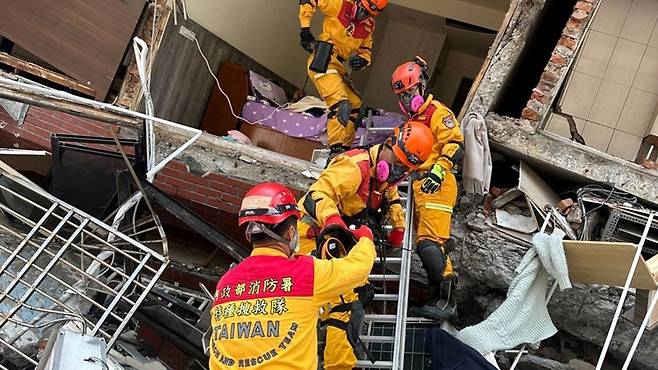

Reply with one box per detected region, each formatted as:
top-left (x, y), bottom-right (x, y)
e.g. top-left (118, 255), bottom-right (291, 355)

top-left (466, 0), bottom-right (547, 118)
top-left (154, 123), bottom-right (321, 192)
top-left (517, 354), bottom-right (575, 370)
top-left (485, 114), bottom-right (658, 205)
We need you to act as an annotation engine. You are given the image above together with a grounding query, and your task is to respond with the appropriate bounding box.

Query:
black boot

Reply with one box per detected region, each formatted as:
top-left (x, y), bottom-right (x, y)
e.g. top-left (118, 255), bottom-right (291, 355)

top-left (326, 145), bottom-right (350, 167)
top-left (409, 274), bottom-right (458, 321)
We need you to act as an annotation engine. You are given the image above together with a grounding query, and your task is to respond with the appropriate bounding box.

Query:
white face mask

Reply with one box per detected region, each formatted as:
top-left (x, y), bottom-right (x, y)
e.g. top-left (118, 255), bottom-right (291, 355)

top-left (289, 228), bottom-right (300, 255)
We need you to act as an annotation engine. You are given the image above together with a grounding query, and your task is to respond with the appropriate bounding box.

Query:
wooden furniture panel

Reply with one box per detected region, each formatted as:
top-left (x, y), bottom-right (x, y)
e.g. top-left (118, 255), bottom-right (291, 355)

top-left (0, 0), bottom-right (146, 100)
top-left (563, 241), bottom-right (658, 290)
top-left (200, 62), bottom-right (249, 137)
top-left (240, 124), bottom-right (323, 161)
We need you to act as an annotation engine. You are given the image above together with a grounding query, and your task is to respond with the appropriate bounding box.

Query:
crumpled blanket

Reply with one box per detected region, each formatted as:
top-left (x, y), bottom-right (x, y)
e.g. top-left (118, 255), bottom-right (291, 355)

top-left (456, 229), bottom-right (572, 354)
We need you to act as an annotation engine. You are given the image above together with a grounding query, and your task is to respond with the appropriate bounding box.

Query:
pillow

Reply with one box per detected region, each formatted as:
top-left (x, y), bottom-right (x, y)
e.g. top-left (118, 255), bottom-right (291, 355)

top-left (249, 71), bottom-right (288, 107)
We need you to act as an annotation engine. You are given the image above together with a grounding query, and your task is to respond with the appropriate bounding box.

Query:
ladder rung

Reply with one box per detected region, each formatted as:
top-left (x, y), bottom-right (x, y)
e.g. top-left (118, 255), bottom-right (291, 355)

top-left (356, 360), bottom-right (393, 368)
top-left (374, 293), bottom-right (398, 301)
top-left (374, 257), bottom-right (401, 263)
top-left (368, 274), bottom-right (400, 281)
top-left (361, 335), bottom-right (395, 344)
top-left (364, 314), bottom-right (436, 324)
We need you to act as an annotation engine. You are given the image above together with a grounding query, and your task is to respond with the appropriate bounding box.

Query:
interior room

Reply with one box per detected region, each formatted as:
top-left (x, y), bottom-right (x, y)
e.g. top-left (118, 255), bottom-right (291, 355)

top-left (168, 0), bottom-right (509, 160)
top-left (544, 0), bottom-right (658, 164)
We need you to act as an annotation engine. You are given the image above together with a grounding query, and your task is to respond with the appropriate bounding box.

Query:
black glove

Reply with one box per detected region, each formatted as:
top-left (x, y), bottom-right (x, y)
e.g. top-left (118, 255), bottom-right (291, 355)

top-left (300, 27), bottom-right (316, 53)
top-left (420, 164), bottom-right (447, 194)
top-left (349, 55), bottom-right (369, 71)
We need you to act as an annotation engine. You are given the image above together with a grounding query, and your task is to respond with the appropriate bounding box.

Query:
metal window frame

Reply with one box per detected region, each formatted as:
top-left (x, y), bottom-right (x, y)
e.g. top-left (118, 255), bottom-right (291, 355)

top-left (0, 159), bottom-right (168, 367)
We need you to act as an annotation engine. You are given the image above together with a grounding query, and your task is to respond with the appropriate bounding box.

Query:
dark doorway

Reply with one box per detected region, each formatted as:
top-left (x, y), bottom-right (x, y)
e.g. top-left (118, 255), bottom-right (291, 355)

top-left (492, 0), bottom-right (578, 117)
top-left (452, 77), bottom-right (474, 115)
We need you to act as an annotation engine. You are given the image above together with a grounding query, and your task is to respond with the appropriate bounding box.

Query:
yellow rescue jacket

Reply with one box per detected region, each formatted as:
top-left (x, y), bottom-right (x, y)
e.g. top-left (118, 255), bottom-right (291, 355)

top-left (298, 145), bottom-right (405, 231)
top-left (209, 239), bottom-right (375, 370)
top-left (299, 0), bottom-right (374, 63)
top-left (410, 95), bottom-right (465, 172)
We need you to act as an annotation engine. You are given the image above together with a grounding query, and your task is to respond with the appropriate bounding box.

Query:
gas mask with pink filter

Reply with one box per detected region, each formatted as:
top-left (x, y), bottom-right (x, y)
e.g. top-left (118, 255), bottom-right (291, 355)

top-left (375, 158), bottom-right (409, 187)
top-left (351, 2), bottom-right (372, 22)
top-left (398, 85), bottom-right (425, 115)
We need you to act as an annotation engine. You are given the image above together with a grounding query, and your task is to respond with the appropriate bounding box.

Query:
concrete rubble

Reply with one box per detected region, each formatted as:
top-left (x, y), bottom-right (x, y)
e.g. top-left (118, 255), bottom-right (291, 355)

top-left (442, 203), bottom-right (658, 370)
top-left (1, 0), bottom-right (658, 368)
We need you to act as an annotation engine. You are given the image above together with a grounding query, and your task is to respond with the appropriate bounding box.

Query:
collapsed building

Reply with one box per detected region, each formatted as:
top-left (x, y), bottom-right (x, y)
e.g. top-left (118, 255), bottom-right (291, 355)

top-left (1, 0), bottom-right (658, 369)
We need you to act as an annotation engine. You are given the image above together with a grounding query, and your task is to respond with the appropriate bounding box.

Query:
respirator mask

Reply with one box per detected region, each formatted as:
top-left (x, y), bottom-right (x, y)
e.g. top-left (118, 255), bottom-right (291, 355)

top-left (376, 160), bottom-right (409, 187)
top-left (351, 2), bottom-right (371, 22)
top-left (398, 85), bottom-right (425, 114)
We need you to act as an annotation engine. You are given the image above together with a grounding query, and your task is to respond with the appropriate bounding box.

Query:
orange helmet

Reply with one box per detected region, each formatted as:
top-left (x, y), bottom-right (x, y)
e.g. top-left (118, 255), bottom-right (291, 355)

top-left (391, 56), bottom-right (429, 94)
top-left (360, 0), bottom-right (388, 16)
top-left (389, 121), bottom-right (433, 170)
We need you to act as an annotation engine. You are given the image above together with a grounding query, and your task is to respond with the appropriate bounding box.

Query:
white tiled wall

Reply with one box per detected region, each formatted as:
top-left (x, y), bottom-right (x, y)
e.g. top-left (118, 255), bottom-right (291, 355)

top-left (551, 0), bottom-right (658, 161)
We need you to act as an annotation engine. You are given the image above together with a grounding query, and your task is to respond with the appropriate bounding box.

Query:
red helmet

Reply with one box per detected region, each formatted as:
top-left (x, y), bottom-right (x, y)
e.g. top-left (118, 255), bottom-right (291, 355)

top-left (360, 0), bottom-right (387, 16)
top-left (238, 183), bottom-right (300, 226)
top-left (390, 121), bottom-right (433, 170)
top-left (391, 56), bottom-right (429, 94)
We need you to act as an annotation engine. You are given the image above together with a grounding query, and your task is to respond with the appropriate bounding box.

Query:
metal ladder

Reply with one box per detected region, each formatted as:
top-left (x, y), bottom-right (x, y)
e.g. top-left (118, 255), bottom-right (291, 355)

top-left (354, 118), bottom-right (432, 369)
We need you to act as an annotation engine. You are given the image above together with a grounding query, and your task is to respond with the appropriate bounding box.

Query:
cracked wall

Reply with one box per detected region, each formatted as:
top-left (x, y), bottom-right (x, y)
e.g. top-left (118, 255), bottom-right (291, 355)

top-left (465, 0), bottom-right (658, 204)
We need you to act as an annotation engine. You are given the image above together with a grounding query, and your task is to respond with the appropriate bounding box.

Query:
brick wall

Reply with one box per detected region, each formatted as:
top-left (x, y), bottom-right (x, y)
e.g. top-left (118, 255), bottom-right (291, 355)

top-left (521, 0), bottom-right (599, 122)
top-left (0, 107), bottom-right (116, 149)
top-left (0, 105), bottom-right (262, 244)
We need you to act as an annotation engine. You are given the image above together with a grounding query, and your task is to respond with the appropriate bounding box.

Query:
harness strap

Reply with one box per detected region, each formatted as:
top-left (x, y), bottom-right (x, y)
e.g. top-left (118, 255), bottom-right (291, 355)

top-left (323, 318), bottom-right (349, 330)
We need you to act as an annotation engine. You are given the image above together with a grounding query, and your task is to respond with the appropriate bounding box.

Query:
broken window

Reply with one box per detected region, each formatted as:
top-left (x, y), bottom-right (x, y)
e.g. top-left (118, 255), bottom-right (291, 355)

top-left (492, 0), bottom-right (578, 118)
top-left (0, 160), bottom-right (168, 368)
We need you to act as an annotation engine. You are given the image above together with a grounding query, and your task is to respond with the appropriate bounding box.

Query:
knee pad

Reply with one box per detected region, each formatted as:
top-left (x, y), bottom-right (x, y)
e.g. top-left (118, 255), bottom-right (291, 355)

top-left (416, 239), bottom-right (446, 286)
top-left (331, 100), bottom-right (352, 127)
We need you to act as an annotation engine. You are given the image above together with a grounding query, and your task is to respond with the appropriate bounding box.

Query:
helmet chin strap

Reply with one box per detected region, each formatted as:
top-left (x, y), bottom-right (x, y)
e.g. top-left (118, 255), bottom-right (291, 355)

top-left (246, 222), bottom-right (297, 257)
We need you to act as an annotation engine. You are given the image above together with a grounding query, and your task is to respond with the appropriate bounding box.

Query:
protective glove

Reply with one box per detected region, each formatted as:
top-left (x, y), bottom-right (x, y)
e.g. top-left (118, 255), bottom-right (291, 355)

top-left (421, 163), bottom-right (446, 194)
top-left (351, 225), bottom-right (374, 241)
top-left (318, 214), bottom-right (354, 247)
top-left (324, 214), bottom-right (348, 230)
top-left (300, 27), bottom-right (316, 53)
top-left (349, 55), bottom-right (369, 71)
top-left (388, 228), bottom-right (404, 247)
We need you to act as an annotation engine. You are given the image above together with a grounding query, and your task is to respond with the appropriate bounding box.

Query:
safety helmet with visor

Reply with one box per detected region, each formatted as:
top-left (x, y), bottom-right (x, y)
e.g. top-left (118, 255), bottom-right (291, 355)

top-left (238, 182), bottom-right (301, 253)
top-left (352, 0), bottom-right (388, 22)
top-left (391, 57), bottom-right (430, 114)
top-left (381, 121), bottom-right (433, 184)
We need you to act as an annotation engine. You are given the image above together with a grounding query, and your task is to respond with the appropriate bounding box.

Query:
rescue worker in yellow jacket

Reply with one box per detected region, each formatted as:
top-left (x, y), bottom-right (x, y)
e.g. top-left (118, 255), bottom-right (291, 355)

top-left (299, 0), bottom-right (388, 157)
top-left (297, 121), bottom-right (433, 369)
top-left (391, 57), bottom-right (465, 321)
top-left (209, 182), bottom-right (376, 370)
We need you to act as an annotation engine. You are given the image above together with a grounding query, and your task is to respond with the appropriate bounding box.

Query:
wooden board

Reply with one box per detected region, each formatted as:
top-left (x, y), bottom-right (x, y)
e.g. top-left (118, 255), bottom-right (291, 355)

top-left (240, 124), bottom-right (323, 162)
top-left (0, 52), bottom-right (95, 96)
top-left (0, 0), bottom-right (146, 100)
top-left (518, 162), bottom-right (560, 214)
top-left (0, 149), bottom-right (51, 177)
top-left (563, 241), bottom-right (658, 290)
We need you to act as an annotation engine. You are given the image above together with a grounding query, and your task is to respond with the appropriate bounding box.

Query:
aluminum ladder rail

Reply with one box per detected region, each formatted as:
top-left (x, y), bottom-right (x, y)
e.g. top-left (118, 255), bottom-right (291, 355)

top-left (356, 119), bottom-right (430, 369)
top-left (356, 184), bottom-right (428, 369)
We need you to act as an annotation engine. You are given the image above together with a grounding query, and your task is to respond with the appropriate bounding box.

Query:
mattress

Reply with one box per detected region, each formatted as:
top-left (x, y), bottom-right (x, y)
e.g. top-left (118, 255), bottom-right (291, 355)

top-left (241, 99), bottom-right (405, 146)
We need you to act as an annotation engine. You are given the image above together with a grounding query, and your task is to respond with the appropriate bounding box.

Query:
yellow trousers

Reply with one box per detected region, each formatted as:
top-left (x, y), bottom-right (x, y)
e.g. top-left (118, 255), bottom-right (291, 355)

top-left (307, 54), bottom-right (361, 147)
top-left (413, 172), bottom-right (458, 277)
top-left (322, 291), bottom-right (358, 370)
top-left (298, 219), bottom-right (358, 369)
